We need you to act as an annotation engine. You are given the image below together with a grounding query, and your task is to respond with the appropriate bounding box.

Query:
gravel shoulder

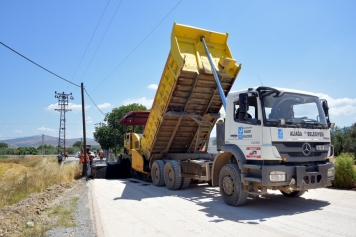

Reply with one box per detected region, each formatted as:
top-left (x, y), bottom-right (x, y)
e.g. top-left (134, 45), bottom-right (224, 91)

top-left (0, 178), bottom-right (98, 237)
top-left (46, 179), bottom-right (96, 237)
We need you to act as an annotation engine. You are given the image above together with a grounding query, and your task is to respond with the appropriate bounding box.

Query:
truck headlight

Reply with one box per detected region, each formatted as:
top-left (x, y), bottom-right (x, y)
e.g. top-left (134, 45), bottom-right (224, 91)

top-left (327, 167), bottom-right (335, 177)
top-left (270, 171), bottom-right (286, 182)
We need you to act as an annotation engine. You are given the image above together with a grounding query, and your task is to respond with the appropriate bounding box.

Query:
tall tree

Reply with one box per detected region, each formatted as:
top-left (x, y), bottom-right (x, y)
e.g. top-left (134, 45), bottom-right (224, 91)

top-left (94, 103), bottom-right (148, 151)
top-left (331, 123), bottom-right (356, 158)
top-left (72, 141), bottom-right (82, 147)
top-left (0, 143), bottom-right (8, 148)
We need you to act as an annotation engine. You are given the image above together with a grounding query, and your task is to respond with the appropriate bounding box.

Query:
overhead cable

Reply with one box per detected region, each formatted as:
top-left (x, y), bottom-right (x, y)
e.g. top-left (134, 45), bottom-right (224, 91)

top-left (70, 0), bottom-right (111, 88)
top-left (0, 42), bottom-right (80, 87)
top-left (84, 88), bottom-right (106, 116)
top-left (79, 0), bottom-right (123, 84)
top-left (91, 0), bottom-right (183, 93)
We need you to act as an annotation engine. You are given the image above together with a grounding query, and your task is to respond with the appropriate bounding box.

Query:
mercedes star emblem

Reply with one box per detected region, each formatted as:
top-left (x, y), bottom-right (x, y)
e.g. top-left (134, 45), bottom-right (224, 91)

top-left (302, 143), bottom-right (312, 156)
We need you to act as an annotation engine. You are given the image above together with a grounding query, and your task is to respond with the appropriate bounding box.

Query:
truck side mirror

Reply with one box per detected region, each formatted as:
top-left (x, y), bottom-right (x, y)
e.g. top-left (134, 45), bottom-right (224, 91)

top-left (322, 100), bottom-right (329, 118)
top-left (321, 99), bottom-right (333, 128)
top-left (239, 93), bottom-right (249, 121)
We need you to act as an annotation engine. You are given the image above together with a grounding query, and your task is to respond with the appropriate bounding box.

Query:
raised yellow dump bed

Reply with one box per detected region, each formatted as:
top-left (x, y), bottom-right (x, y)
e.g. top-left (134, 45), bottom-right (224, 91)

top-left (141, 23), bottom-right (241, 161)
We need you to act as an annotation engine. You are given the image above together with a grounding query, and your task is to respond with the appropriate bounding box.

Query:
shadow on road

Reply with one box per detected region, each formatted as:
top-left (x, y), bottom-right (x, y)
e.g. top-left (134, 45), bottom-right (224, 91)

top-left (111, 178), bottom-right (330, 224)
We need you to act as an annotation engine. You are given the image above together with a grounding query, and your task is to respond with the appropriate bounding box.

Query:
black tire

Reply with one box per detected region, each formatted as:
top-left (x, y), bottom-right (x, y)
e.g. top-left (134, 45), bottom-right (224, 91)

top-left (219, 164), bottom-right (248, 206)
top-left (180, 177), bottom-right (191, 189)
top-left (280, 190), bottom-right (306, 197)
top-left (151, 160), bottom-right (165, 186)
top-left (164, 160), bottom-right (182, 190)
top-left (131, 168), bottom-right (137, 178)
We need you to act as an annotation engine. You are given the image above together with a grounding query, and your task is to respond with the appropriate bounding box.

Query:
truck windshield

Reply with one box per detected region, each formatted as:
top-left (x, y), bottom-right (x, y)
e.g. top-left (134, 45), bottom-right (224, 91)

top-left (261, 92), bottom-right (328, 128)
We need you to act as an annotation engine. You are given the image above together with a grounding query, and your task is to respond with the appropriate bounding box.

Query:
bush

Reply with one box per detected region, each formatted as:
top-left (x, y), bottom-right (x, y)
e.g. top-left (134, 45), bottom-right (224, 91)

top-left (332, 153), bottom-right (356, 189)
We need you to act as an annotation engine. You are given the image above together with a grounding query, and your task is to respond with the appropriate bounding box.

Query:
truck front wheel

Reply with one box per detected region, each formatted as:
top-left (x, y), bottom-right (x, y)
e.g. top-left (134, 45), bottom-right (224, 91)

top-left (219, 164), bottom-right (248, 206)
top-left (280, 190), bottom-right (306, 197)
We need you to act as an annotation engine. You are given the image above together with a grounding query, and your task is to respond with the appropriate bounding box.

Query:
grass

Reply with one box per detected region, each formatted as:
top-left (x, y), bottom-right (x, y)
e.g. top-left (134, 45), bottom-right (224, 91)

top-left (49, 197), bottom-right (79, 227)
top-left (0, 156), bottom-right (81, 209)
top-left (23, 197), bottom-right (79, 237)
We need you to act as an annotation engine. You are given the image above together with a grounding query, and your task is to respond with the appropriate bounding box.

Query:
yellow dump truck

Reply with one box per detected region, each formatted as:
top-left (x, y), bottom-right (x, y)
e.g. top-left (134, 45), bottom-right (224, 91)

top-left (120, 22), bottom-right (240, 186)
top-left (120, 23), bottom-right (334, 206)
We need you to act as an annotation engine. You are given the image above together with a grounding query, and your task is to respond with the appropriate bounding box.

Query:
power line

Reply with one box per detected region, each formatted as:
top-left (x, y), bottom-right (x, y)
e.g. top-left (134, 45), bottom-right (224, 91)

top-left (0, 42), bottom-right (80, 88)
top-left (91, 0), bottom-right (183, 93)
top-left (78, 0), bottom-right (123, 84)
top-left (84, 88), bottom-right (106, 116)
top-left (69, 0), bottom-right (111, 90)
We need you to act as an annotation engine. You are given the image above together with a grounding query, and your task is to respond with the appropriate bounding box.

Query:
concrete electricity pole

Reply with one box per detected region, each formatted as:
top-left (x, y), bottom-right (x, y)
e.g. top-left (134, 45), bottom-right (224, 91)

top-left (54, 91), bottom-right (74, 154)
top-left (42, 134), bottom-right (44, 155)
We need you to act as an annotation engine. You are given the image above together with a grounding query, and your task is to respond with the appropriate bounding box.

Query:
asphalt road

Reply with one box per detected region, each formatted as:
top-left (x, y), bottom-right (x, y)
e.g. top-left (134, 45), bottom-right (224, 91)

top-left (89, 179), bottom-right (356, 237)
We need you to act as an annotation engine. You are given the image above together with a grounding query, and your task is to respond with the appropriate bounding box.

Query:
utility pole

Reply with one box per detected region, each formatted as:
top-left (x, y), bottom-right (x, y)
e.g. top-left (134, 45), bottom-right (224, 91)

top-left (42, 134), bottom-right (44, 155)
top-left (54, 91), bottom-right (74, 154)
top-left (81, 83), bottom-right (88, 177)
top-left (114, 116), bottom-right (117, 158)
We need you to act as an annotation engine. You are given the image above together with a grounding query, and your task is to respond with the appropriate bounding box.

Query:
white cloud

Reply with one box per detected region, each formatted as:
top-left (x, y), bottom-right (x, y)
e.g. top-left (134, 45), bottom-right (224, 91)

top-left (123, 97), bottom-right (153, 109)
top-left (13, 130), bottom-right (23, 133)
top-left (97, 103), bottom-right (112, 110)
top-left (86, 116), bottom-right (93, 124)
top-left (147, 84), bottom-right (158, 90)
top-left (38, 127), bottom-right (55, 132)
top-left (315, 93), bottom-right (356, 117)
top-left (45, 103), bottom-right (91, 113)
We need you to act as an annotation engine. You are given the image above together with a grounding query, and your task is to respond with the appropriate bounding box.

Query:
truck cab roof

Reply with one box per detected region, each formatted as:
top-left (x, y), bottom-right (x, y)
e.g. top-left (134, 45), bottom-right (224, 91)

top-left (228, 86), bottom-right (319, 99)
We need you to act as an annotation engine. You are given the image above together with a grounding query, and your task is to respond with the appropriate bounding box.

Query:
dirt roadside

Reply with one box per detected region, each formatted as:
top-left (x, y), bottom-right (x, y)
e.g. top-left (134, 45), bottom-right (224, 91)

top-left (0, 178), bottom-right (96, 237)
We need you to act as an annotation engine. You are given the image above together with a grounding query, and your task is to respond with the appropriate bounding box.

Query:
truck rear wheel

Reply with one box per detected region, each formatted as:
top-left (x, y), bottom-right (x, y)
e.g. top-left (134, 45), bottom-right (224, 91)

top-left (164, 160), bottom-right (182, 190)
top-left (151, 160), bottom-right (165, 186)
top-left (280, 190), bottom-right (306, 197)
top-left (219, 164), bottom-right (248, 206)
top-left (180, 177), bottom-right (190, 189)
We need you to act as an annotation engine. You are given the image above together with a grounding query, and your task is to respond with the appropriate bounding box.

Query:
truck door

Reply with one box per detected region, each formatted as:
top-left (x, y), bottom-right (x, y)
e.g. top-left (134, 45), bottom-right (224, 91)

top-left (228, 93), bottom-right (263, 160)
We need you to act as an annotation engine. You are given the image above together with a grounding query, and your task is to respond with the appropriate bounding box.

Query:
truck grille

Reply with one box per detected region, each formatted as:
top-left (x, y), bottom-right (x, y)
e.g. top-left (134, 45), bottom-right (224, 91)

top-left (272, 142), bottom-right (329, 162)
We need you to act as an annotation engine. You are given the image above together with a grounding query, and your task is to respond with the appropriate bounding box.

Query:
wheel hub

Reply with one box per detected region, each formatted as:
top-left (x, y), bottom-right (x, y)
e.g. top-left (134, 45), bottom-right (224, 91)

top-left (222, 175), bottom-right (234, 195)
top-left (155, 168), bottom-right (159, 179)
top-left (168, 169), bottom-right (173, 181)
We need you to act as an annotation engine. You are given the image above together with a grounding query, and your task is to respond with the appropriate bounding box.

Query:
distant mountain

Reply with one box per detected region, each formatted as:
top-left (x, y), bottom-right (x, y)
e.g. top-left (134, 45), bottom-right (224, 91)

top-left (0, 135), bottom-right (99, 148)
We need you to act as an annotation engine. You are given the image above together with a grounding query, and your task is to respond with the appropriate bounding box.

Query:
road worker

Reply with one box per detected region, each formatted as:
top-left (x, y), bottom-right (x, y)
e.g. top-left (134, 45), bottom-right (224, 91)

top-left (79, 149), bottom-right (90, 176)
top-left (99, 149), bottom-right (104, 163)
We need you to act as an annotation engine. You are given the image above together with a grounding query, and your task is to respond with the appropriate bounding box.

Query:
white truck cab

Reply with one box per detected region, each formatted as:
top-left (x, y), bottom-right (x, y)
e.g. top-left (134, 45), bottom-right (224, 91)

top-left (214, 86), bottom-right (335, 206)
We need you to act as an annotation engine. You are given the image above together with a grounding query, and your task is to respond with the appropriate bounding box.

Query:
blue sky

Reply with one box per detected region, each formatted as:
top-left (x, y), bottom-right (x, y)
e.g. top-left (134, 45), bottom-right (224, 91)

top-left (1, 0), bottom-right (355, 140)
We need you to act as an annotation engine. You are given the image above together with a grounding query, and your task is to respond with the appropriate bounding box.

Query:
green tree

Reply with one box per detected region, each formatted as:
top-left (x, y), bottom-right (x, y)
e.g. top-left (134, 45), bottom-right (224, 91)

top-left (93, 125), bottom-right (113, 150)
top-left (36, 144), bottom-right (54, 150)
top-left (331, 126), bottom-right (346, 156)
top-left (94, 103), bottom-right (148, 151)
top-left (72, 141), bottom-right (82, 147)
top-left (347, 123), bottom-right (356, 159)
top-left (331, 124), bottom-right (356, 159)
top-left (16, 147), bottom-right (39, 155)
top-left (0, 143), bottom-right (8, 148)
